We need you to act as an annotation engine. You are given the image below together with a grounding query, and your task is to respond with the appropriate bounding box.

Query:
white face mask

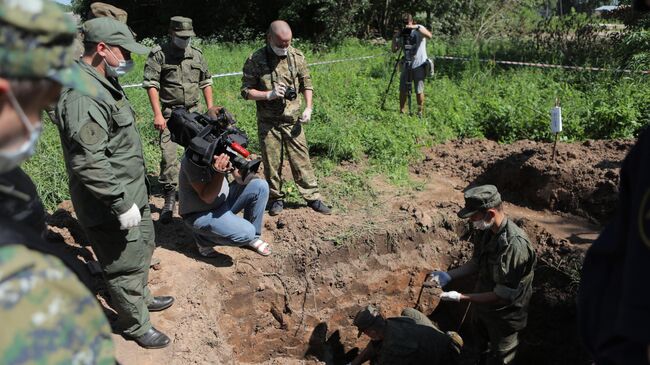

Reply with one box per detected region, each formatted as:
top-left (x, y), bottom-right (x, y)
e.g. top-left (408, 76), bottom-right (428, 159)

top-left (270, 44), bottom-right (288, 57)
top-left (173, 36), bottom-right (191, 49)
top-left (104, 47), bottom-right (134, 78)
top-left (472, 215), bottom-right (494, 231)
top-left (0, 89), bottom-right (42, 173)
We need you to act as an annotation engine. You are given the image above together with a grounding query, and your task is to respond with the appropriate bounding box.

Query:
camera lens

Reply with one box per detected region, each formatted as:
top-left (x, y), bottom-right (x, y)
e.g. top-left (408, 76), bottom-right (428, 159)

top-left (284, 87), bottom-right (297, 101)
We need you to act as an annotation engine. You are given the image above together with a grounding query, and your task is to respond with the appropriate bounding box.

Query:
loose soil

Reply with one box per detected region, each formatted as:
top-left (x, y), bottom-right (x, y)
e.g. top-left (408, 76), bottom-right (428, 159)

top-left (44, 138), bottom-right (632, 365)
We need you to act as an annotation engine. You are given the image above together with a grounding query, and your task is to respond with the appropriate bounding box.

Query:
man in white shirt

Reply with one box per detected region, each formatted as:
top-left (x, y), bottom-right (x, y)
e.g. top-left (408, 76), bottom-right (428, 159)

top-left (391, 13), bottom-right (432, 117)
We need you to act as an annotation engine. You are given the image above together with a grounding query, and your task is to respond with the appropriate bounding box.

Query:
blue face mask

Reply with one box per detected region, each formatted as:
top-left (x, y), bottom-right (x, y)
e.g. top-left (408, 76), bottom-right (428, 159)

top-left (104, 47), bottom-right (135, 78)
top-left (0, 89), bottom-right (42, 173)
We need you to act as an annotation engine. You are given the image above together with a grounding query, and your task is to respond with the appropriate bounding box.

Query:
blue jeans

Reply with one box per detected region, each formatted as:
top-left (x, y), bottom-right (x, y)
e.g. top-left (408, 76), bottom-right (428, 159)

top-left (184, 178), bottom-right (269, 247)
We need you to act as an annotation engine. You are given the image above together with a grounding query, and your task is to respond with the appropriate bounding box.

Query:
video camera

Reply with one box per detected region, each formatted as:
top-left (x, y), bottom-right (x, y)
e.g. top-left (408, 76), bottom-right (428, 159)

top-left (167, 107), bottom-right (262, 179)
top-left (400, 27), bottom-right (416, 62)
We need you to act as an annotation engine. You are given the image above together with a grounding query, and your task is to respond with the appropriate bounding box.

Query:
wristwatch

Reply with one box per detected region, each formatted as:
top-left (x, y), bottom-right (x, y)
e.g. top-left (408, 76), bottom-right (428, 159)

top-left (416, 25), bottom-right (421, 31)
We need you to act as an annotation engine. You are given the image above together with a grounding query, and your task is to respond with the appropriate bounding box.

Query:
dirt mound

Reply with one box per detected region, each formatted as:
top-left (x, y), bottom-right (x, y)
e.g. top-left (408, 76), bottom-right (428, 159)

top-left (415, 139), bottom-right (634, 224)
top-left (41, 138), bottom-right (632, 365)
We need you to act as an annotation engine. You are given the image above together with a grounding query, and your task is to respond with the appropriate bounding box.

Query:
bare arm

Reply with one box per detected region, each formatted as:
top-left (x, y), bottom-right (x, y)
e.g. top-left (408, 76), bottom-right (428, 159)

top-left (146, 87), bottom-right (166, 131)
top-left (189, 154), bottom-right (230, 204)
top-left (391, 30), bottom-right (400, 52)
top-left (202, 85), bottom-right (213, 109)
top-left (303, 89), bottom-right (313, 109)
top-left (417, 25), bottom-right (433, 40)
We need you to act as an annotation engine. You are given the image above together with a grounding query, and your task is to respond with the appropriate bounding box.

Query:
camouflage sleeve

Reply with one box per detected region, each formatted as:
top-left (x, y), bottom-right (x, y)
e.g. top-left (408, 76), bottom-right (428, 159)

top-left (493, 237), bottom-right (534, 301)
top-left (295, 52), bottom-right (313, 92)
top-left (0, 244), bottom-right (115, 365)
top-left (241, 55), bottom-right (259, 100)
top-left (59, 94), bottom-right (134, 216)
top-left (198, 53), bottom-right (213, 89)
top-left (142, 50), bottom-right (162, 90)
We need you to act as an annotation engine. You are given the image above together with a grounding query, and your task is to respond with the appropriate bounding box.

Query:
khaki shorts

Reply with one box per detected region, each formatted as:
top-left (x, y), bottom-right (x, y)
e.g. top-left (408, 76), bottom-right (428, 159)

top-left (400, 64), bottom-right (426, 94)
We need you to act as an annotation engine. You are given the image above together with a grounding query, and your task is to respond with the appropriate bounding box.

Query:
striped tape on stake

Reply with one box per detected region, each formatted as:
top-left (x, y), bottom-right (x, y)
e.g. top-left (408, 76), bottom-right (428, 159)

top-left (551, 98), bottom-right (562, 163)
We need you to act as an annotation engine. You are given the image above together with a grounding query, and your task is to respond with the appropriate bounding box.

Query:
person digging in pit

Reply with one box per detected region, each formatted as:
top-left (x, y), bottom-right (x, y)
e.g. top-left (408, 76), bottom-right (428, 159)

top-left (428, 185), bottom-right (536, 365)
top-left (347, 305), bottom-right (462, 365)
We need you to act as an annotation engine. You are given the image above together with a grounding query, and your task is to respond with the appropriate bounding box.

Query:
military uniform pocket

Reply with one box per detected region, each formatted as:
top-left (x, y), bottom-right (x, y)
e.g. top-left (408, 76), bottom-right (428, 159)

top-left (189, 62), bottom-right (202, 83)
top-left (161, 65), bottom-right (179, 82)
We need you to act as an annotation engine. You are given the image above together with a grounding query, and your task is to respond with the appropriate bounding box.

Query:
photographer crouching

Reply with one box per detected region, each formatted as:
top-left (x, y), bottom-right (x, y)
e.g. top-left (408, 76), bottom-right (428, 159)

top-left (172, 106), bottom-right (272, 257)
top-left (391, 13), bottom-right (432, 117)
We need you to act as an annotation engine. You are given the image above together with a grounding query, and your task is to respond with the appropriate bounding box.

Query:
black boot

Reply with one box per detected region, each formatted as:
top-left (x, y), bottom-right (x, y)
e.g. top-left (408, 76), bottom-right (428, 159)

top-left (147, 296), bottom-right (175, 312)
top-left (160, 189), bottom-right (176, 224)
top-left (132, 327), bottom-right (170, 349)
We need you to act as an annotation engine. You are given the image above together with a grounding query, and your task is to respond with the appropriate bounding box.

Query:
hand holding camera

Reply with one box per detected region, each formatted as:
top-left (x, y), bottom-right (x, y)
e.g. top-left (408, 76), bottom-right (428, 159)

top-left (211, 154), bottom-right (233, 174)
top-left (267, 83), bottom-right (287, 100)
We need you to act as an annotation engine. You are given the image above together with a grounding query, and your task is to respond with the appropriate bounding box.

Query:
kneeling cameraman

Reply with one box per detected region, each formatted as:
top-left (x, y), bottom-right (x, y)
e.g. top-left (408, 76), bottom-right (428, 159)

top-left (179, 151), bottom-right (272, 257)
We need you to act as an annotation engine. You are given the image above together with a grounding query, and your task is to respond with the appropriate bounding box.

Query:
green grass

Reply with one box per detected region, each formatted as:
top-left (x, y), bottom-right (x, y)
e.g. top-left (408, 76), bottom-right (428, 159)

top-left (25, 38), bottom-right (650, 211)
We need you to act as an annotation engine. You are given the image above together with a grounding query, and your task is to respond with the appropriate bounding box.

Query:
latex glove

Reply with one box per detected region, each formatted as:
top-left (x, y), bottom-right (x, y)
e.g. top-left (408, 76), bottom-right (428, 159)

top-left (266, 83), bottom-right (286, 100)
top-left (440, 291), bottom-right (462, 302)
top-left (118, 203), bottom-right (141, 230)
top-left (300, 107), bottom-right (313, 124)
top-left (427, 270), bottom-right (452, 287)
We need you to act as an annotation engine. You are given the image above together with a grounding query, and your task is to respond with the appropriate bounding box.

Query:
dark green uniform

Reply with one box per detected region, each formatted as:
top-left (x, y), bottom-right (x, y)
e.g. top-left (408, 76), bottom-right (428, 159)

top-left (55, 60), bottom-right (155, 338)
top-left (471, 218), bottom-right (536, 364)
top-left (241, 45), bottom-right (321, 201)
top-left (367, 313), bottom-right (459, 365)
top-left (143, 42), bottom-right (212, 192)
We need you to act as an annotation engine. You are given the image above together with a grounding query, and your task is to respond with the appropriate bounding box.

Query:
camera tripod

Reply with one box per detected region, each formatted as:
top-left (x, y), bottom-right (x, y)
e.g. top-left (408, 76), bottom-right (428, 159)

top-left (380, 48), bottom-right (414, 115)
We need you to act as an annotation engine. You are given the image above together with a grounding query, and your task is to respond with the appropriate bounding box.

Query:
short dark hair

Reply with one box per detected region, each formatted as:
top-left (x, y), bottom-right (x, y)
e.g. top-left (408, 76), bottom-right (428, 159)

top-left (402, 13), bottom-right (413, 23)
top-left (83, 42), bottom-right (98, 57)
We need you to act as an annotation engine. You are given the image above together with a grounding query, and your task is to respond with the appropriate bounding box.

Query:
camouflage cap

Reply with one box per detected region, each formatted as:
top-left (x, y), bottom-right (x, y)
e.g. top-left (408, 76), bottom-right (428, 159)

top-left (0, 0), bottom-right (97, 96)
top-left (353, 305), bottom-right (382, 337)
top-left (169, 16), bottom-right (195, 37)
top-left (83, 17), bottom-right (148, 54)
top-left (457, 184), bottom-right (502, 218)
top-left (90, 2), bottom-right (127, 23)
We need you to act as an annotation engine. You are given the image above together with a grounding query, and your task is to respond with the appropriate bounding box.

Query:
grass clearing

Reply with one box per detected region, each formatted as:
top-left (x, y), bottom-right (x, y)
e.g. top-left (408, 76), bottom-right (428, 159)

top-left (27, 39), bottom-right (650, 211)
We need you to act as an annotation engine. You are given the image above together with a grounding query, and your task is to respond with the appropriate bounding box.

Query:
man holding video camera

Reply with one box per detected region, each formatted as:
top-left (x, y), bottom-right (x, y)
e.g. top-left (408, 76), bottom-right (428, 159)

top-left (241, 20), bottom-right (330, 216)
top-left (391, 13), bottom-right (432, 117)
top-left (178, 107), bottom-right (272, 257)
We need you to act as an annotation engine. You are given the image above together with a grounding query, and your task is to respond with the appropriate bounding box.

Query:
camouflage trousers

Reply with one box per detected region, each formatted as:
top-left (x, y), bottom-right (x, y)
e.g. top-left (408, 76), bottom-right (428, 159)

top-left (258, 117), bottom-right (321, 202)
top-left (159, 106), bottom-right (198, 192)
top-left (84, 205), bottom-right (155, 338)
top-left (473, 313), bottom-right (519, 365)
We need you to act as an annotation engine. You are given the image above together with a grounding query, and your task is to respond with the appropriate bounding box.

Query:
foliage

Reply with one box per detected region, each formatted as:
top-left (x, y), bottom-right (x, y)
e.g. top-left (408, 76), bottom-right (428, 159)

top-left (26, 39), bottom-right (650, 211)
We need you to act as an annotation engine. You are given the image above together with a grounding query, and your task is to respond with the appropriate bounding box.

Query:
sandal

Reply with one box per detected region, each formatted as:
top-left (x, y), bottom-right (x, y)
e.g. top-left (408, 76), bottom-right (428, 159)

top-left (196, 242), bottom-right (220, 258)
top-left (245, 239), bottom-right (272, 256)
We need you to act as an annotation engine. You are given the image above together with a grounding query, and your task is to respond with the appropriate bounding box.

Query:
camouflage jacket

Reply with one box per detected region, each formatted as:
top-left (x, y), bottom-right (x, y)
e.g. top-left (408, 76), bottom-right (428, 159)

top-left (471, 218), bottom-right (537, 332)
top-left (241, 45), bottom-right (313, 121)
top-left (0, 220), bottom-right (115, 365)
top-left (142, 42), bottom-right (212, 115)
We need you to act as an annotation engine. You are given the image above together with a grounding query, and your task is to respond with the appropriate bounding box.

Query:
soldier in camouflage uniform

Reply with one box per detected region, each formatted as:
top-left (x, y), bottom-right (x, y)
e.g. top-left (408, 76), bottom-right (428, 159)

top-left (143, 16), bottom-right (213, 224)
top-left (54, 17), bottom-right (174, 349)
top-left (0, 0), bottom-right (115, 363)
top-left (241, 20), bottom-right (330, 216)
top-left (429, 185), bottom-right (536, 365)
top-left (349, 305), bottom-right (462, 365)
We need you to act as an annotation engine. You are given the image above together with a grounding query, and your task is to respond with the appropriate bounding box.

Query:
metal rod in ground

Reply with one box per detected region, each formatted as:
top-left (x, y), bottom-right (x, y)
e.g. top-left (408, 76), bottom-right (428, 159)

top-left (380, 49), bottom-right (402, 110)
top-left (552, 133), bottom-right (559, 163)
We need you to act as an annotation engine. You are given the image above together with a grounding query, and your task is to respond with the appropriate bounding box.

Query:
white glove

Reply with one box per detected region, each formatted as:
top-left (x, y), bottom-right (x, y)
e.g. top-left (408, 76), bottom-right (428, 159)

top-left (118, 203), bottom-right (141, 230)
top-left (266, 83), bottom-right (286, 100)
top-left (428, 270), bottom-right (452, 287)
top-left (299, 107), bottom-right (312, 124)
top-left (440, 291), bottom-right (462, 302)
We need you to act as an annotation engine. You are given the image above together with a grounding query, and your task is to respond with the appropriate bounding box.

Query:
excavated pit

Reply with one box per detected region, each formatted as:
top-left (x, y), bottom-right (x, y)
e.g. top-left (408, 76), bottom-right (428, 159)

top-left (42, 138), bottom-right (628, 365)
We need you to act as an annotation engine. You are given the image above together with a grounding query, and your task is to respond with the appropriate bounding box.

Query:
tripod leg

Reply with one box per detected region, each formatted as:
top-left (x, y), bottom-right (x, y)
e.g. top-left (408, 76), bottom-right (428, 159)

top-left (380, 50), bottom-right (402, 111)
top-left (407, 67), bottom-right (413, 115)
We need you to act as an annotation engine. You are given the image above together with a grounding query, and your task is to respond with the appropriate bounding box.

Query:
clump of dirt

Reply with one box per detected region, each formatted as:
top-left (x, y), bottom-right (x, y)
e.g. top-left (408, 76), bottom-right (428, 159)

top-left (42, 138), bottom-right (633, 365)
top-left (415, 139), bottom-right (634, 224)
